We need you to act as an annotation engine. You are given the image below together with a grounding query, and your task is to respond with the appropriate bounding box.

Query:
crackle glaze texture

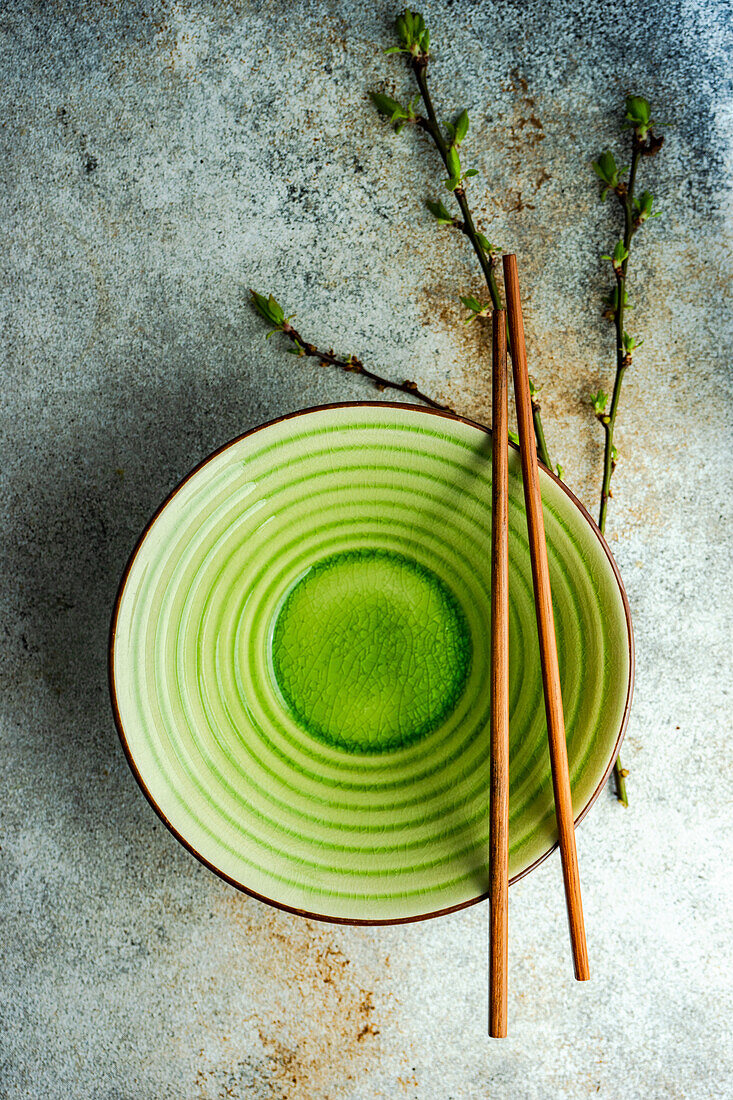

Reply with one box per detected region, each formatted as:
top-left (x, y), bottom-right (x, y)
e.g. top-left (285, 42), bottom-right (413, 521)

top-left (1, 0), bottom-right (731, 1097)
top-left (271, 547), bottom-right (473, 754)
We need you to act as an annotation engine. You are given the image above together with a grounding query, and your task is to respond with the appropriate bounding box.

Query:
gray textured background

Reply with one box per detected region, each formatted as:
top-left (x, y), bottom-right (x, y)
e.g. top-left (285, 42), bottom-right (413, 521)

top-left (2, 1), bottom-right (732, 1097)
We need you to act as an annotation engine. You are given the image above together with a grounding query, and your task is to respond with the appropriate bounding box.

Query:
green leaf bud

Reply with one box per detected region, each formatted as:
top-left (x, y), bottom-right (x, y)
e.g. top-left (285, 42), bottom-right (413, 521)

top-left (633, 189), bottom-right (661, 225)
top-left (622, 331), bottom-right (643, 354)
top-left (475, 232), bottom-right (501, 255)
top-left (612, 240), bottom-right (629, 266)
top-left (592, 150), bottom-right (628, 199)
top-left (426, 199), bottom-right (453, 224)
top-left (370, 91), bottom-right (413, 130)
top-left (602, 241), bottom-right (629, 270)
top-left (446, 144), bottom-right (461, 179)
top-left (454, 109), bottom-right (469, 145)
top-left (394, 9), bottom-right (429, 56)
top-left (250, 289), bottom-right (285, 328)
top-left (624, 95), bottom-right (652, 139)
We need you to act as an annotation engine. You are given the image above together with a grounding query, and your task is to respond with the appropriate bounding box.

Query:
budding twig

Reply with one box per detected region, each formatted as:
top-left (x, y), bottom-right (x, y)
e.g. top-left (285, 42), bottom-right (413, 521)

top-left (592, 94), bottom-right (664, 805)
top-left (250, 289), bottom-right (524, 447)
top-left (250, 291), bottom-right (450, 411)
top-left (373, 8), bottom-right (556, 474)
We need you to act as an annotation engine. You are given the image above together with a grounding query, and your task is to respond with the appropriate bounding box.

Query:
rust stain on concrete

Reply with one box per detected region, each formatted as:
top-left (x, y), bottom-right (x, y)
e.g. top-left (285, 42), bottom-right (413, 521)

top-left (186, 894), bottom-right (393, 1099)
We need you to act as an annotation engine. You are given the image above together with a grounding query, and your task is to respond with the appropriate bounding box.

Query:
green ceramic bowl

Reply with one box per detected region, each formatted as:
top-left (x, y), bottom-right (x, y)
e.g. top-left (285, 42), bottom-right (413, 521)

top-left (110, 403), bottom-right (633, 924)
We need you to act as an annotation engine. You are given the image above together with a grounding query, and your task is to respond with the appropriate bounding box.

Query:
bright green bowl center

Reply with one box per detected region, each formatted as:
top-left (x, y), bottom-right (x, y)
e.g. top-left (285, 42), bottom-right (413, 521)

top-left (270, 548), bottom-right (472, 754)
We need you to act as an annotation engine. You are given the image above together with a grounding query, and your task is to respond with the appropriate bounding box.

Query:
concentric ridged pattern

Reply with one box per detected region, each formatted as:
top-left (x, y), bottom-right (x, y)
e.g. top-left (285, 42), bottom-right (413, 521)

top-left (112, 404), bottom-right (632, 922)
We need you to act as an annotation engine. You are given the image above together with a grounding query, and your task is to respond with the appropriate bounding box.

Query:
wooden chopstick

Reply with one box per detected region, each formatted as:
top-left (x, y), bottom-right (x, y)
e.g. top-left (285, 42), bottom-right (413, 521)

top-left (489, 310), bottom-right (510, 1036)
top-left (502, 254), bottom-right (591, 982)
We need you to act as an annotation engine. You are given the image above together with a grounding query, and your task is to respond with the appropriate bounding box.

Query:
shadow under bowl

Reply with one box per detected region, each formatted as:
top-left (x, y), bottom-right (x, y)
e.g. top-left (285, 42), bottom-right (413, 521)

top-left (110, 402), bottom-right (633, 924)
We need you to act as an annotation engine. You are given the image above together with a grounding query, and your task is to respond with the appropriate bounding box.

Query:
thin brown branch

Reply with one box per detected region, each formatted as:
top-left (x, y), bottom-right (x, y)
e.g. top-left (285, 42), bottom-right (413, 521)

top-left (280, 321), bottom-right (452, 411)
top-left (408, 54), bottom-right (554, 470)
top-left (597, 120), bottom-right (661, 806)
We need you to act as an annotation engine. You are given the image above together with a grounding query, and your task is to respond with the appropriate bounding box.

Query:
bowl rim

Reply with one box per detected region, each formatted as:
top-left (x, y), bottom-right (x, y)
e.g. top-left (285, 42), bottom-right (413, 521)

top-left (108, 401), bottom-right (634, 925)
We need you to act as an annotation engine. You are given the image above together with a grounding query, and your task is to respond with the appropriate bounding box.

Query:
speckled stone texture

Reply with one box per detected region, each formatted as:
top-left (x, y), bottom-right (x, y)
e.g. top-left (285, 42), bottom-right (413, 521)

top-left (2, 0), bottom-right (732, 1097)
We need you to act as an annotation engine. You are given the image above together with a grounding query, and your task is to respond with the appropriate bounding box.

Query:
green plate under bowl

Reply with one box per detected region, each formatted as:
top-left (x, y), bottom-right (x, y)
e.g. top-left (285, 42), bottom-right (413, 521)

top-left (110, 402), bottom-right (633, 924)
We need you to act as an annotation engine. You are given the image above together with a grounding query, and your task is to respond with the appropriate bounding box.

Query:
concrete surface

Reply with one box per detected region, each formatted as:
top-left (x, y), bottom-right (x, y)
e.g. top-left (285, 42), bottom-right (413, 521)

top-left (2, 0), bottom-right (732, 1097)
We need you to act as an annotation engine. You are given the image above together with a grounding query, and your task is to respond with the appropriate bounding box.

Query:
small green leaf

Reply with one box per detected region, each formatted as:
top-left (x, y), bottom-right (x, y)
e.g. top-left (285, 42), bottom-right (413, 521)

top-left (370, 91), bottom-right (404, 118)
top-left (463, 168), bottom-right (479, 178)
top-left (446, 145), bottom-right (461, 179)
top-left (592, 150), bottom-right (628, 200)
top-left (426, 199), bottom-right (453, 224)
top-left (269, 298), bottom-right (285, 324)
top-left (370, 90), bottom-right (417, 132)
top-left (444, 176), bottom-right (461, 192)
top-left (625, 95), bottom-right (650, 122)
top-left (591, 389), bottom-right (609, 415)
top-left (460, 293), bottom-right (489, 323)
top-left (475, 232), bottom-right (501, 255)
top-left (454, 109), bottom-right (469, 145)
top-left (250, 289), bottom-right (272, 322)
top-left (592, 150), bottom-right (618, 185)
top-left (636, 189), bottom-right (653, 213)
top-left (555, 463), bottom-right (564, 481)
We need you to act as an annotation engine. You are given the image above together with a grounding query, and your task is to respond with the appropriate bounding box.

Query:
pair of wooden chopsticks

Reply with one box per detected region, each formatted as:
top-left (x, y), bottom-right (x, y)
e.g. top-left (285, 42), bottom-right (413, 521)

top-left (489, 254), bottom-right (590, 1039)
